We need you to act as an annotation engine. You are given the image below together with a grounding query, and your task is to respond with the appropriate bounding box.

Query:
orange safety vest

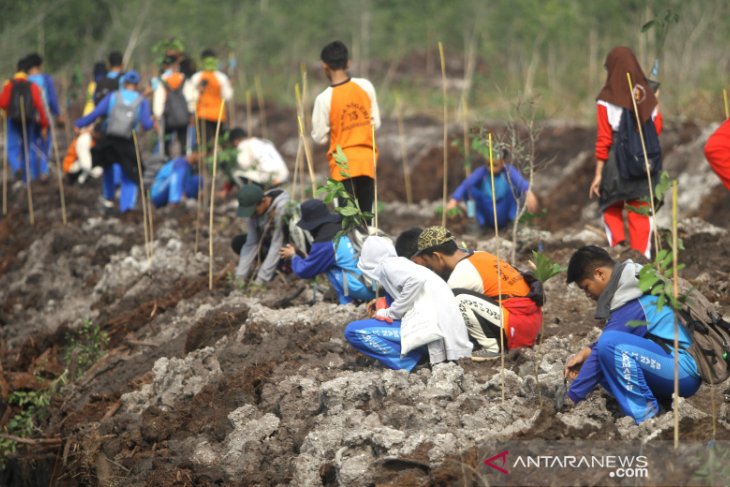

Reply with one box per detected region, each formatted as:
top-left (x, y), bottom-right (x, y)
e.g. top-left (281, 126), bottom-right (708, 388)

top-left (327, 80), bottom-right (377, 181)
top-left (196, 71), bottom-right (226, 123)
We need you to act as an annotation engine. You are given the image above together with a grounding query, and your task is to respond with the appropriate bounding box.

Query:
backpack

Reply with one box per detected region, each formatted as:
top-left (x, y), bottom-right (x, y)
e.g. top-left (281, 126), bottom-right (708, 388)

top-left (676, 280), bottom-right (730, 385)
top-left (7, 79), bottom-right (37, 125)
top-left (162, 79), bottom-right (189, 128)
top-left (105, 92), bottom-right (144, 139)
top-left (93, 75), bottom-right (121, 106)
top-left (615, 108), bottom-right (662, 180)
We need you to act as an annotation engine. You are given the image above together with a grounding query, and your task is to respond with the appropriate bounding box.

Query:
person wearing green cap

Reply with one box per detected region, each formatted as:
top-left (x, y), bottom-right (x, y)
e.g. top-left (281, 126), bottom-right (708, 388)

top-left (231, 184), bottom-right (290, 284)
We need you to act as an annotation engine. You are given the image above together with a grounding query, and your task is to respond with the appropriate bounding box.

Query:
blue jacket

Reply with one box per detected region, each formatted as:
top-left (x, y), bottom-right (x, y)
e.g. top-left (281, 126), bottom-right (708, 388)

top-left (75, 89), bottom-right (153, 131)
top-left (291, 235), bottom-right (374, 304)
top-left (451, 164), bottom-right (530, 229)
top-left (568, 295), bottom-right (698, 403)
top-left (28, 73), bottom-right (59, 117)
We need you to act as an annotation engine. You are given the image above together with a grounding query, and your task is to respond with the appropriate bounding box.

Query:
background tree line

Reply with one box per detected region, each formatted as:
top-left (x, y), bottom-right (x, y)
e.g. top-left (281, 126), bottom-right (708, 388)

top-left (1, 0), bottom-right (728, 122)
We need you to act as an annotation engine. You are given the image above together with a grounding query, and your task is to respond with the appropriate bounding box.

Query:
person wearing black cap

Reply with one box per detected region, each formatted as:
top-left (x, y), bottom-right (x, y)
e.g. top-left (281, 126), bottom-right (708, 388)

top-left (233, 184), bottom-right (290, 284)
top-left (279, 199), bottom-right (374, 304)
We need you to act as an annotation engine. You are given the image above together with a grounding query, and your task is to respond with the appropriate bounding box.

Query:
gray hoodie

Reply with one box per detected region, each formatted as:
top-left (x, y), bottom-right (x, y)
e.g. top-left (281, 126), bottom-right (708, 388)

top-left (358, 236), bottom-right (473, 364)
top-left (235, 188), bottom-right (291, 283)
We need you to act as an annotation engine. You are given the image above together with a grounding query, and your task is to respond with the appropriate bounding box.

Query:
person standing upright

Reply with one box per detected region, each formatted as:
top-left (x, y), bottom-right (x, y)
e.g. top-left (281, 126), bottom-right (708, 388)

top-left (26, 53), bottom-right (61, 180)
top-left (311, 41), bottom-right (381, 217)
top-left (589, 46), bottom-right (662, 258)
top-left (190, 49), bottom-right (233, 148)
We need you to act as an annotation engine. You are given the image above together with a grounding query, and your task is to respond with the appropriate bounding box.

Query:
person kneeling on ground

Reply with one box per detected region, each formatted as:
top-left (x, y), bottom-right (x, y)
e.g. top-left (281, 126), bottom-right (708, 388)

top-left (344, 236), bottom-right (472, 371)
top-left (395, 226), bottom-right (543, 361)
top-left (150, 152), bottom-right (200, 208)
top-left (563, 245), bottom-right (700, 424)
top-left (279, 199), bottom-right (374, 305)
top-left (446, 142), bottom-right (538, 231)
top-left (232, 184), bottom-right (290, 284)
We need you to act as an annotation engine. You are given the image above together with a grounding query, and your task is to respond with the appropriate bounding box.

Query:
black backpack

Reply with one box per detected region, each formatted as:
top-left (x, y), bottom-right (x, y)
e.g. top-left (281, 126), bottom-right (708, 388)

top-left (7, 79), bottom-right (37, 125)
top-left (162, 79), bottom-right (189, 128)
top-left (93, 75), bottom-right (121, 106)
top-left (615, 108), bottom-right (662, 180)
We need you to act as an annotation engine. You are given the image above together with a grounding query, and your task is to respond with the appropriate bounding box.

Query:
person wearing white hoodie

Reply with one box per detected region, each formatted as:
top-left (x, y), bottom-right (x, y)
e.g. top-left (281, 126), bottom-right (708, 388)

top-left (344, 236), bottom-right (472, 371)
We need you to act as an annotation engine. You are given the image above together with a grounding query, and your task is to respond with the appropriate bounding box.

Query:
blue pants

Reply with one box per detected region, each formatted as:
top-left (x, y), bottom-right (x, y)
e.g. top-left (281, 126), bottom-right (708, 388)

top-left (6, 121), bottom-right (43, 181)
top-left (102, 163), bottom-right (138, 213)
top-left (596, 331), bottom-right (701, 424)
top-left (150, 160), bottom-right (199, 208)
top-left (31, 131), bottom-right (50, 178)
top-left (344, 318), bottom-right (426, 371)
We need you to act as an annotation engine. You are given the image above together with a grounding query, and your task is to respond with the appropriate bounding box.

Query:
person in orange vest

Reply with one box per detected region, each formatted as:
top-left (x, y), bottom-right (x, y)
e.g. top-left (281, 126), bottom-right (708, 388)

top-left (190, 49), bottom-right (233, 149)
top-left (311, 41), bottom-right (381, 218)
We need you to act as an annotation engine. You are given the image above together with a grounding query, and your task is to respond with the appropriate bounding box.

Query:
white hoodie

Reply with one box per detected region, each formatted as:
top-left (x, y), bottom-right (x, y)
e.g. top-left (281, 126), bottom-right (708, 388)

top-left (358, 236), bottom-right (473, 364)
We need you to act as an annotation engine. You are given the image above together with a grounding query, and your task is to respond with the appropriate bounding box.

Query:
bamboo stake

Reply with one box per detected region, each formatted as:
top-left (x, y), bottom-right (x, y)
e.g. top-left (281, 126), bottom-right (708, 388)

top-left (462, 97), bottom-right (471, 176)
top-left (19, 96), bottom-right (35, 225)
top-left (147, 188), bottom-right (155, 257)
top-left (438, 41), bottom-right (448, 227)
top-left (372, 122), bottom-right (378, 229)
top-left (627, 73), bottom-right (660, 255)
top-left (488, 133), bottom-right (506, 404)
top-left (209, 100), bottom-right (226, 290)
top-left (395, 95), bottom-right (412, 205)
top-left (254, 76), bottom-right (268, 139)
top-left (245, 89), bottom-right (253, 136)
top-left (131, 130), bottom-right (150, 260)
top-left (724, 88), bottom-right (729, 120)
top-left (2, 113), bottom-right (7, 216)
top-left (297, 115), bottom-right (317, 196)
top-left (671, 180), bottom-right (679, 449)
top-left (46, 101), bottom-right (67, 224)
top-left (194, 110), bottom-right (203, 252)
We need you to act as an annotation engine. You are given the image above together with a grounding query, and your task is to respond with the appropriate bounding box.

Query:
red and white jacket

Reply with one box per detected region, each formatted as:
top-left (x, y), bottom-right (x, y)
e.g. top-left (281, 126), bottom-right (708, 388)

top-left (704, 119), bottom-right (730, 191)
top-left (595, 101), bottom-right (663, 161)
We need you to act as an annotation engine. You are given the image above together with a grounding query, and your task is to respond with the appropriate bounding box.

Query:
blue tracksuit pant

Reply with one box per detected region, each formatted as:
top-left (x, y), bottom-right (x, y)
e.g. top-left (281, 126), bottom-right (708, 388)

top-left (102, 163), bottom-right (138, 213)
top-left (596, 331), bottom-right (701, 424)
top-left (150, 159), bottom-right (199, 208)
top-left (344, 318), bottom-right (427, 371)
top-left (7, 121), bottom-right (44, 181)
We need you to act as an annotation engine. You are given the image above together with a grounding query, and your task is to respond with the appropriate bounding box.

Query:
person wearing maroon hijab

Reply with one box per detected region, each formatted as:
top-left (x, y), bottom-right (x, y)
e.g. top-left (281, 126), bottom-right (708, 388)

top-left (588, 46), bottom-right (663, 259)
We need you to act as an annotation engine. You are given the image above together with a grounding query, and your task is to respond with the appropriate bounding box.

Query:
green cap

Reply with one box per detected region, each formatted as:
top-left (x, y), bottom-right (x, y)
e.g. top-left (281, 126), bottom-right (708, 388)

top-left (236, 185), bottom-right (264, 218)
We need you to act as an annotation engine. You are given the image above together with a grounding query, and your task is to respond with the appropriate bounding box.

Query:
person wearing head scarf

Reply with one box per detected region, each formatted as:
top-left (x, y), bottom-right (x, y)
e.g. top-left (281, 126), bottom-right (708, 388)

top-left (344, 236), bottom-right (472, 371)
top-left (278, 199), bottom-right (374, 304)
top-left (589, 46), bottom-right (663, 258)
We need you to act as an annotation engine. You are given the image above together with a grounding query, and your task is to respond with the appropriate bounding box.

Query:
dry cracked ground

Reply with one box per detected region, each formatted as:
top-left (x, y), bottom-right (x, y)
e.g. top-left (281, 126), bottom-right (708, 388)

top-left (0, 118), bottom-right (729, 486)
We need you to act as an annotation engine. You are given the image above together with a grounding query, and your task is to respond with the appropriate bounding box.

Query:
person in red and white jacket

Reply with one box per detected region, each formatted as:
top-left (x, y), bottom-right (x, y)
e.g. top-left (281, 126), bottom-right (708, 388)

top-left (589, 46), bottom-right (661, 259)
top-left (704, 119), bottom-right (730, 191)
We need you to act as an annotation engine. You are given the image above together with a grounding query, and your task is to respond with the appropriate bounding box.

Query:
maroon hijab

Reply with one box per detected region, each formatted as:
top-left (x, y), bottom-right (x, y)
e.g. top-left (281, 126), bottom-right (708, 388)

top-left (597, 46), bottom-right (657, 123)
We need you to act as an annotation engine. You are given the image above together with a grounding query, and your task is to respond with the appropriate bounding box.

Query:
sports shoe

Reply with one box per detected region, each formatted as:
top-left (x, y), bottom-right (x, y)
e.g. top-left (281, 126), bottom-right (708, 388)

top-left (471, 348), bottom-right (501, 362)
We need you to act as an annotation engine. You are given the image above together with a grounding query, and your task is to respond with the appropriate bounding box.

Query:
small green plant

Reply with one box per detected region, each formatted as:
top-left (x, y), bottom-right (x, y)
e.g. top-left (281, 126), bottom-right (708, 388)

top-left (434, 205), bottom-right (463, 219)
top-left (636, 243), bottom-right (686, 312)
top-left (316, 146), bottom-right (373, 243)
top-left (626, 171), bottom-right (672, 216)
top-left (531, 250), bottom-right (565, 283)
top-left (519, 208), bottom-right (547, 227)
top-left (64, 320), bottom-right (110, 379)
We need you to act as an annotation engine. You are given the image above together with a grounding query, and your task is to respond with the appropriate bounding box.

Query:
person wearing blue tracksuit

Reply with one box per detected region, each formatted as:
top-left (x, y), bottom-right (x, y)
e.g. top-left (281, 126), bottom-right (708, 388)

top-left (279, 199), bottom-right (374, 305)
top-left (26, 53), bottom-right (60, 179)
top-left (75, 70), bottom-right (154, 213)
top-left (564, 246), bottom-right (701, 424)
top-left (150, 153), bottom-right (200, 208)
top-left (446, 144), bottom-right (539, 230)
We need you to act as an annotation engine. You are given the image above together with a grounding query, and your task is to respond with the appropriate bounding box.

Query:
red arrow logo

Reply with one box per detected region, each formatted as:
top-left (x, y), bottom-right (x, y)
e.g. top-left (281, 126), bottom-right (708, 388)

top-left (484, 450), bottom-right (509, 475)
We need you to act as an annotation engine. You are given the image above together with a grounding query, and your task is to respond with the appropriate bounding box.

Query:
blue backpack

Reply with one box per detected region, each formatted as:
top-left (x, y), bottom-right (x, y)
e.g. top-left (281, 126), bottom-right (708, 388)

top-left (615, 108), bottom-right (662, 180)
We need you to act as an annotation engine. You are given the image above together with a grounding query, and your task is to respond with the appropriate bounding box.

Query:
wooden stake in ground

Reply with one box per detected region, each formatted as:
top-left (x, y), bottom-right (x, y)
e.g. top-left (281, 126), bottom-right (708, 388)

top-left (147, 188), bottom-right (155, 258)
top-left (19, 96), bottom-right (35, 225)
top-left (46, 101), bottom-right (67, 225)
top-left (671, 180), bottom-right (680, 449)
top-left (627, 72), bottom-right (660, 255)
top-left (724, 88), bottom-right (729, 120)
top-left (131, 130), bottom-right (151, 260)
top-left (487, 133), bottom-right (506, 404)
top-left (245, 89), bottom-right (253, 136)
top-left (2, 113), bottom-right (7, 216)
top-left (438, 41), bottom-right (448, 227)
top-left (297, 115), bottom-right (316, 196)
top-left (194, 110), bottom-right (204, 252)
top-left (371, 122), bottom-right (378, 229)
top-left (208, 100), bottom-right (226, 290)
top-left (254, 76), bottom-right (268, 139)
top-left (395, 95), bottom-right (412, 205)
top-left (462, 97), bottom-right (471, 176)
